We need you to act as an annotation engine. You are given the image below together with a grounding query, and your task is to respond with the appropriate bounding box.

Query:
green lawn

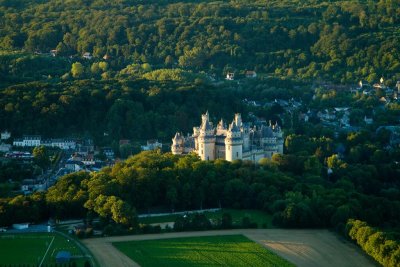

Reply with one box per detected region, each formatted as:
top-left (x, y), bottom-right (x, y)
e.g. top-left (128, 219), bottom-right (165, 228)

top-left (0, 232), bottom-right (88, 266)
top-left (139, 209), bottom-right (273, 228)
top-left (113, 235), bottom-right (294, 267)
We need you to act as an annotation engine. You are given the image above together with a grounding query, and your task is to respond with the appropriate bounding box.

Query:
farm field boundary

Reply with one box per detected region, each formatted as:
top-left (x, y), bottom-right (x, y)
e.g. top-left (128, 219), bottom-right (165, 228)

top-left (113, 235), bottom-right (293, 267)
top-left (83, 229), bottom-right (377, 267)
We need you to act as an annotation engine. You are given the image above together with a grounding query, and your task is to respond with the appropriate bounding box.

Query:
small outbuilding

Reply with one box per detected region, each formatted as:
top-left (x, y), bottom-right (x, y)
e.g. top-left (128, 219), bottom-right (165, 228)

top-left (56, 251), bottom-right (71, 264)
top-left (245, 70), bottom-right (257, 78)
top-left (12, 223), bottom-right (29, 230)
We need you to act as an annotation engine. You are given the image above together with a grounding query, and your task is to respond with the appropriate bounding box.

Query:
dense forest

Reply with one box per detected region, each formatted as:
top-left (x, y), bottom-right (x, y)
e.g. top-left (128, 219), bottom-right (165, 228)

top-left (1, 149), bottom-right (399, 229)
top-left (0, 77), bottom-right (300, 143)
top-left (1, 0), bottom-right (400, 84)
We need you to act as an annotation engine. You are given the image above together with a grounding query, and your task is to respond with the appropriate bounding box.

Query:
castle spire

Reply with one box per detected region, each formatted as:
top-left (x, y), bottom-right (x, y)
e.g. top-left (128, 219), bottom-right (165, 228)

top-left (217, 119), bottom-right (226, 130)
top-left (234, 113), bottom-right (242, 128)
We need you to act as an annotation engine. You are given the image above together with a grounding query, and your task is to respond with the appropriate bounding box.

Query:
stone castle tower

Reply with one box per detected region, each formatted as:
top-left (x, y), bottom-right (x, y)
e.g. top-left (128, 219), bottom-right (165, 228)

top-left (172, 112), bottom-right (283, 163)
top-left (196, 111), bottom-right (216, 161)
top-left (225, 114), bottom-right (243, 161)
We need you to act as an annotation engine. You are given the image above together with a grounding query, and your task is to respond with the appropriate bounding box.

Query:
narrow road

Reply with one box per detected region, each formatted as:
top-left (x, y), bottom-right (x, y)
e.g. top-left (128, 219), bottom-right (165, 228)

top-left (83, 229), bottom-right (377, 267)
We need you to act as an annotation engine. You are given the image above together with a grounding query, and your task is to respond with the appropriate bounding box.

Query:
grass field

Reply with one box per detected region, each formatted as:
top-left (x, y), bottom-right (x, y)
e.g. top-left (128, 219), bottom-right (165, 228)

top-left (139, 209), bottom-right (273, 228)
top-left (0, 232), bottom-right (88, 266)
top-left (113, 234), bottom-right (294, 267)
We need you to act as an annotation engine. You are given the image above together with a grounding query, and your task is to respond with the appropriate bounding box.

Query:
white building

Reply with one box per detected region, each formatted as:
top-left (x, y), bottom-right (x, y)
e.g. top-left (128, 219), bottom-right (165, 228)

top-left (21, 178), bottom-right (47, 193)
top-left (102, 147), bottom-right (115, 159)
top-left (226, 72), bottom-right (234, 80)
top-left (65, 160), bottom-right (85, 172)
top-left (1, 131), bottom-right (11, 140)
top-left (245, 71), bottom-right (257, 78)
top-left (12, 223), bottom-right (29, 230)
top-left (141, 140), bottom-right (162, 151)
top-left (13, 135), bottom-right (41, 147)
top-left (364, 116), bottom-right (373, 125)
top-left (0, 143), bottom-right (11, 152)
top-left (82, 52), bottom-right (93, 59)
top-left (172, 112), bottom-right (284, 163)
top-left (13, 136), bottom-right (76, 150)
top-left (43, 139), bottom-right (76, 150)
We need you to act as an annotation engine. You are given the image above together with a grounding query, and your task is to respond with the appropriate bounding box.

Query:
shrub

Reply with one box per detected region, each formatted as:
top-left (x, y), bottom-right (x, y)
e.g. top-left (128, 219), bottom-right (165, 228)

top-left (346, 219), bottom-right (400, 267)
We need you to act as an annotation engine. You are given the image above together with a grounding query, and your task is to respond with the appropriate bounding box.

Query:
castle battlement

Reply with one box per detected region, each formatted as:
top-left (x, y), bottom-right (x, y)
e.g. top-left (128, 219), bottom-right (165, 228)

top-left (171, 112), bottom-right (284, 163)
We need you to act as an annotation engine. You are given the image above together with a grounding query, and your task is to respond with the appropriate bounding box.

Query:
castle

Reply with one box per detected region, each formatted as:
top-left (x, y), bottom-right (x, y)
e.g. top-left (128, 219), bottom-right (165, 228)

top-left (171, 112), bottom-right (284, 163)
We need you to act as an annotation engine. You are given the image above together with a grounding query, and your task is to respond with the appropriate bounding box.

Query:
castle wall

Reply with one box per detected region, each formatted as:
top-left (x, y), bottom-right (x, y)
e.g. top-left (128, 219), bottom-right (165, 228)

top-left (198, 139), bottom-right (215, 161)
top-left (225, 143), bottom-right (242, 161)
top-left (172, 112), bottom-right (283, 163)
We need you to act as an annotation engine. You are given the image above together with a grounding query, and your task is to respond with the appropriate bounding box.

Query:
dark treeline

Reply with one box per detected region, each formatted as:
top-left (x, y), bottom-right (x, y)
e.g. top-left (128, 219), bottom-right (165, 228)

top-left (0, 78), bottom-right (300, 143)
top-left (1, 150), bottom-right (399, 232)
top-left (0, 79), bottom-right (242, 142)
top-left (1, 0), bottom-right (400, 83)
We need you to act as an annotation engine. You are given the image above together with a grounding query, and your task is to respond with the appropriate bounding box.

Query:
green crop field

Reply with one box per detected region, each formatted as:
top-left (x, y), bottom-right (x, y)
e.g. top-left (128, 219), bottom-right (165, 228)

top-left (113, 235), bottom-right (294, 267)
top-left (0, 232), bottom-right (89, 266)
top-left (139, 209), bottom-right (273, 228)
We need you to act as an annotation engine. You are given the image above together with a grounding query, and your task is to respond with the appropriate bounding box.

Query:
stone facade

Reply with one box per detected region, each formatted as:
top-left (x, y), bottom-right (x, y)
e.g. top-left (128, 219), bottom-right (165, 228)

top-left (172, 112), bottom-right (283, 163)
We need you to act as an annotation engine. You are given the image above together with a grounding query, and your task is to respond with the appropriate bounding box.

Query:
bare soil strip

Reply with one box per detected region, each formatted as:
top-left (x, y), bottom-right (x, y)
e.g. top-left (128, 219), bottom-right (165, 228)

top-left (83, 229), bottom-right (377, 267)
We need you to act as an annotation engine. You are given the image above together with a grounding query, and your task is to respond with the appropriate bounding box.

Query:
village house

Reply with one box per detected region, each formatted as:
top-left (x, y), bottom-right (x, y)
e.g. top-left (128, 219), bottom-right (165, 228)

top-left (245, 70), bottom-right (257, 78)
top-left (317, 109), bottom-right (336, 122)
top-left (364, 116), bottom-right (373, 125)
top-left (44, 138), bottom-right (76, 150)
top-left (12, 135), bottom-right (78, 150)
top-left (82, 52), bottom-right (93, 60)
top-left (13, 136), bottom-right (76, 150)
top-left (76, 139), bottom-right (95, 156)
top-left (65, 159), bottom-right (86, 172)
top-left (102, 147), bottom-right (115, 159)
top-left (373, 77), bottom-right (386, 89)
top-left (242, 99), bottom-right (262, 107)
top-left (0, 143), bottom-right (11, 153)
top-left (141, 140), bottom-right (162, 151)
top-left (226, 72), bottom-right (234, 80)
top-left (13, 135), bottom-right (41, 147)
top-left (21, 178), bottom-right (47, 193)
top-left (5, 151), bottom-right (33, 160)
top-left (1, 130), bottom-right (11, 140)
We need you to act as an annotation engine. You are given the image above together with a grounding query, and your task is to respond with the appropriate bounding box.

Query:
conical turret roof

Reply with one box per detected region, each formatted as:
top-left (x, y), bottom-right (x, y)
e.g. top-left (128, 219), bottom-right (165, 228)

top-left (229, 120), bottom-right (240, 132)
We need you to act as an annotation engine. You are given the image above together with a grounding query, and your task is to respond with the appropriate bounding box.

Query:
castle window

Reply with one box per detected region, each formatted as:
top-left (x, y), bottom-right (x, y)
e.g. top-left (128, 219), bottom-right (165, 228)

top-left (236, 152), bottom-right (239, 157)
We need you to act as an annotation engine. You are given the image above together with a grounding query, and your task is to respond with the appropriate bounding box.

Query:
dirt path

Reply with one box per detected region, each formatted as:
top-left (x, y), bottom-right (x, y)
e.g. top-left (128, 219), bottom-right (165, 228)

top-left (83, 229), bottom-right (376, 267)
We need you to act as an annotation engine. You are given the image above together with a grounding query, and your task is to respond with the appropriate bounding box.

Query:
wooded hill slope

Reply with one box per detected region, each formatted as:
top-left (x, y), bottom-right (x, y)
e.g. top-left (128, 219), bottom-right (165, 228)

top-left (1, 0), bottom-right (400, 83)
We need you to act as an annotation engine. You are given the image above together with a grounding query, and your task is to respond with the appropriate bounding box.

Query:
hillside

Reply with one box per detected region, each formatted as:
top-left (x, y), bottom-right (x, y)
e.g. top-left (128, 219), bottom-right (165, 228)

top-left (1, 0), bottom-right (400, 84)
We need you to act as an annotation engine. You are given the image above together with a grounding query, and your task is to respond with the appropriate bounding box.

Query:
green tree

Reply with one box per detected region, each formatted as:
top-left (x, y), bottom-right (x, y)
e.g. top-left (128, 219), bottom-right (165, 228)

top-left (71, 62), bottom-right (84, 78)
top-left (33, 146), bottom-right (50, 170)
